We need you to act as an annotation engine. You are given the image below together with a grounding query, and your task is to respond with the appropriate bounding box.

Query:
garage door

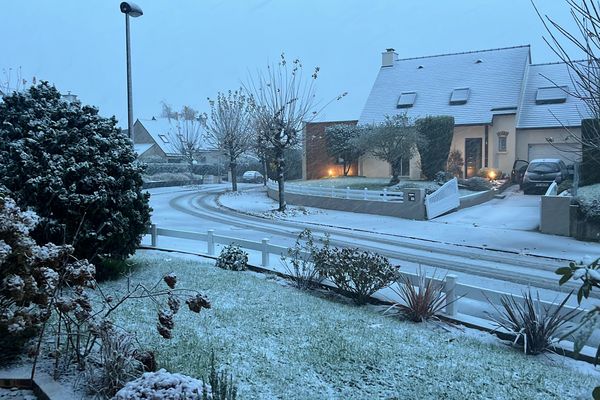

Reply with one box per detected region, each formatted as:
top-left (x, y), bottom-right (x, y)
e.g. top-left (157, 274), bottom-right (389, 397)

top-left (528, 143), bottom-right (581, 164)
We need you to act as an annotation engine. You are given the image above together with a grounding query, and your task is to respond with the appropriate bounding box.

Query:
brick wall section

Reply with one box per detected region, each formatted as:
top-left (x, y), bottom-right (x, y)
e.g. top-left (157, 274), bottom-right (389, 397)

top-left (304, 120), bottom-right (358, 180)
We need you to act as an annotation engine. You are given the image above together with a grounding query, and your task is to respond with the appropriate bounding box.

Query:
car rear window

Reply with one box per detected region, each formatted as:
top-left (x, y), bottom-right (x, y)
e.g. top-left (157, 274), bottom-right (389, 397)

top-left (528, 162), bottom-right (560, 173)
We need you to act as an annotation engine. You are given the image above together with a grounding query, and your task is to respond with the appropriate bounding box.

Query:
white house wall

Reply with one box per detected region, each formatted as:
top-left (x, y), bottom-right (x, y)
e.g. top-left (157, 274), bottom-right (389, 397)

top-left (490, 114), bottom-right (517, 174)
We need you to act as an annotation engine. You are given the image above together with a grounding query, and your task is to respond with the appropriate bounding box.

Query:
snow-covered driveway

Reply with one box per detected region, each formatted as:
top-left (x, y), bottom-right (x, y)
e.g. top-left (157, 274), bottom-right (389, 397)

top-left (435, 185), bottom-right (541, 230)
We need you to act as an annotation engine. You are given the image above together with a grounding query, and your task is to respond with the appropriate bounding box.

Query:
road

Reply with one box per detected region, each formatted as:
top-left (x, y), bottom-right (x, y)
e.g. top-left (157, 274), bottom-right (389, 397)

top-left (145, 184), bottom-right (600, 310)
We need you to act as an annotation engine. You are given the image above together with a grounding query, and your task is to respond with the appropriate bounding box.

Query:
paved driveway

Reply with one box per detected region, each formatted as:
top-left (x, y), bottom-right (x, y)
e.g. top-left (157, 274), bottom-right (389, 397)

top-left (434, 185), bottom-right (541, 230)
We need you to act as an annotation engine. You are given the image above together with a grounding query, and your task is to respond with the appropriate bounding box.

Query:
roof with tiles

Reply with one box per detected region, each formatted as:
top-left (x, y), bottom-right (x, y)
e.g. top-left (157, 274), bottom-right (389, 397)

top-left (359, 45), bottom-right (531, 126)
top-left (517, 61), bottom-right (591, 129)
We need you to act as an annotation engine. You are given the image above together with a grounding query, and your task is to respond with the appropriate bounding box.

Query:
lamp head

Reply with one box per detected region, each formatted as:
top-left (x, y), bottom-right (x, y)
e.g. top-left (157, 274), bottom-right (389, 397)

top-left (120, 2), bottom-right (143, 17)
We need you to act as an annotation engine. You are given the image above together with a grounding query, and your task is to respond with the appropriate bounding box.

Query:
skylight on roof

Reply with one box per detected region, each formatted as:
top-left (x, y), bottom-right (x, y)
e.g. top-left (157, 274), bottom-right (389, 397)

top-left (535, 86), bottom-right (568, 105)
top-left (397, 92), bottom-right (417, 108)
top-left (158, 134), bottom-right (170, 143)
top-left (450, 88), bottom-right (469, 105)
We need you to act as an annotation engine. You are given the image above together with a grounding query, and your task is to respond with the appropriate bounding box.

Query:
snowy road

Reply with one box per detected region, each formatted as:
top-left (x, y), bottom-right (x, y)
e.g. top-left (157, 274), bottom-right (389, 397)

top-left (144, 185), bottom-right (600, 311)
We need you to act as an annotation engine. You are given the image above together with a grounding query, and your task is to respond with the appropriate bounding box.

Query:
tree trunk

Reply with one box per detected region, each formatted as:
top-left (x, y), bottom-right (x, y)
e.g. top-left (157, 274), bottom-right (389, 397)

top-left (390, 163), bottom-right (401, 185)
top-left (275, 148), bottom-right (286, 211)
top-left (343, 161), bottom-right (350, 176)
top-left (262, 156), bottom-right (268, 186)
top-left (229, 157), bottom-right (237, 192)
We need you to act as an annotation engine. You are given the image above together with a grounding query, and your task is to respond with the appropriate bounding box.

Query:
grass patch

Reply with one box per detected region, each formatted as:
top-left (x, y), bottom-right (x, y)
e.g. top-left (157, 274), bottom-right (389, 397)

top-left (98, 251), bottom-right (599, 399)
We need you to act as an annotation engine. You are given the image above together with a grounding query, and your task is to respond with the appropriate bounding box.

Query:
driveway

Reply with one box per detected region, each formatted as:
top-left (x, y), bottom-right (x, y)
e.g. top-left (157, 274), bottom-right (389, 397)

top-left (434, 185), bottom-right (541, 230)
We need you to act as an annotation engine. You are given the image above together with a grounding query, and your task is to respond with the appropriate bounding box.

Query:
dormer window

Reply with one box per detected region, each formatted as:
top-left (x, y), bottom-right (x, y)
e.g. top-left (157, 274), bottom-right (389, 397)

top-left (158, 134), bottom-right (170, 143)
top-left (397, 92), bottom-right (417, 108)
top-left (535, 86), bottom-right (568, 104)
top-left (450, 88), bottom-right (470, 105)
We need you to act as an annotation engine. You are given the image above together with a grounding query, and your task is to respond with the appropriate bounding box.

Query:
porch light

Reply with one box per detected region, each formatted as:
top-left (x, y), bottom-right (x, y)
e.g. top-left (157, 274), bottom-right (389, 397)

top-left (488, 171), bottom-right (497, 180)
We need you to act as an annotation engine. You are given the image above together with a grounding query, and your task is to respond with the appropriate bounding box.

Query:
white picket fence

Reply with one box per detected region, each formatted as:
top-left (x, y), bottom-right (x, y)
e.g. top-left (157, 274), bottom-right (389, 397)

top-left (267, 180), bottom-right (404, 202)
top-left (146, 224), bottom-right (586, 328)
top-left (424, 178), bottom-right (461, 219)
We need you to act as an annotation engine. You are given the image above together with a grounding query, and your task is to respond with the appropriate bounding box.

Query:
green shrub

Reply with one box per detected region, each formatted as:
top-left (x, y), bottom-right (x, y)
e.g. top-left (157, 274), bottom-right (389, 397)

top-left (0, 82), bottom-right (151, 267)
top-left (581, 119), bottom-right (600, 185)
top-left (557, 179), bottom-right (573, 195)
top-left (416, 116), bottom-right (455, 180)
top-left (446, 149), bottom-right (464, 178)
top-left (202, 353), bottom-right (238, 400)
top-left (215, 244), bottom-right (248, 271)
top-left (144, 163), bottom-right (223, 177)
top-left (316, 248), bottom-right (398, 305)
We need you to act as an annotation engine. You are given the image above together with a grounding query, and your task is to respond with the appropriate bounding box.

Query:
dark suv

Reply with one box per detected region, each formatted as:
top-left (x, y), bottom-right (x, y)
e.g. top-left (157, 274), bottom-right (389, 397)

top-left (521, 158), bottom-right (569, 194)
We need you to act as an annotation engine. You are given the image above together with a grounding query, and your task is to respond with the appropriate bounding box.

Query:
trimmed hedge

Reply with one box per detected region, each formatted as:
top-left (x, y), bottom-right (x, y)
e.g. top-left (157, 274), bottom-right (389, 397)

top-left (416, 116), bottom-right (455, 180)
top-left (581, 119), bottom-right (600, 185)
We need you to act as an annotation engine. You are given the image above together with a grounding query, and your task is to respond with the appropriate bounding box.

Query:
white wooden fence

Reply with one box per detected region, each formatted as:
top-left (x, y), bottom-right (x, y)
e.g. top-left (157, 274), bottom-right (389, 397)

top-left (146, 224), bottom-right (586, 326)
top-left (424, 178), bottom-right (460, 219)
top-left (267, 180), bottom-right (404, 202)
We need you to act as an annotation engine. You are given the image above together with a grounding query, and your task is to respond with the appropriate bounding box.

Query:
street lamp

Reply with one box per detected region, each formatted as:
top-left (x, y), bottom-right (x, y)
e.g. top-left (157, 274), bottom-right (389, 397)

top-left (120, 2), bottom-right (143, 139)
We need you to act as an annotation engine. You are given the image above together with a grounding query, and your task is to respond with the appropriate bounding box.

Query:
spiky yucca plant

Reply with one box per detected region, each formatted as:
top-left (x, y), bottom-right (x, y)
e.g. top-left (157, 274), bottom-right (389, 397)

top-left (388, 268), bottom-right (449, 322)
top-left (488, 290), bottom-right (579, 355)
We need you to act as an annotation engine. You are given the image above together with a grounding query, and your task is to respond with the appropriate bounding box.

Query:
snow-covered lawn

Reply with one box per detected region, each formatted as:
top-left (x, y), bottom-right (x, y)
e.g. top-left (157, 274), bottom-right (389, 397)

top-left (101, 251), bottom-right (599, 399)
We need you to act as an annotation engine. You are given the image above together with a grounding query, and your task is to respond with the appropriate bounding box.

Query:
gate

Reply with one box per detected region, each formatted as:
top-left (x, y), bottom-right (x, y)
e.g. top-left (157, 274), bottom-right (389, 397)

top-left (424, 178), bottom-right (460, 219)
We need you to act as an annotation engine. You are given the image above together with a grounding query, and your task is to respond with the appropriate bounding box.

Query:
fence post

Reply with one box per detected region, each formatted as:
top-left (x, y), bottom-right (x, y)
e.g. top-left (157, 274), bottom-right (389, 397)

top-left (207, 229), bottom-right (215, 256)
top-left (261, 238), bottom-right (270, 267)
top-left (383, 188), bottom-right (387, 202)
top-left (151, 224), bottom-right (157, 247)
top-left (346, 186), bottom-right (350, 199)
top-left (363, 188), bottom-right (368, 200)
top-left (445, 274), bottom-right (458, 317)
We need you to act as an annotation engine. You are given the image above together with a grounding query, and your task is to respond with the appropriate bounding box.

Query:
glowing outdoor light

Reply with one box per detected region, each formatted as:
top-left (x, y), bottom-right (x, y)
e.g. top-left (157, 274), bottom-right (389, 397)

top-left (488, 171), bottom-right (497, 180)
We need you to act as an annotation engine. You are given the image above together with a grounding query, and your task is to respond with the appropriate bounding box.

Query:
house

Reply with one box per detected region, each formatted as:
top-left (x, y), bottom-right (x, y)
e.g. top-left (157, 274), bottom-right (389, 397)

top-left (132, 117), bottom-right (223, 164)
top-left (308, 45), bottom-right (589, 180)
top-left (302, 120), bottom-right (358, 180)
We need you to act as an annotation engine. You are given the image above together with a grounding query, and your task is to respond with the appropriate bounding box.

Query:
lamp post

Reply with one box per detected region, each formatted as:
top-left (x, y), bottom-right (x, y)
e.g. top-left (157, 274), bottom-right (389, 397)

top-left (120, 2), bottom-right (143, 139)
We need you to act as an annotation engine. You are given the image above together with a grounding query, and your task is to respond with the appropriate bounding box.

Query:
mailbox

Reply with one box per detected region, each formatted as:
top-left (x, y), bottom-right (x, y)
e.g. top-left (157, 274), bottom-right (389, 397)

top-left (408, 192), bottom-right (416, 202)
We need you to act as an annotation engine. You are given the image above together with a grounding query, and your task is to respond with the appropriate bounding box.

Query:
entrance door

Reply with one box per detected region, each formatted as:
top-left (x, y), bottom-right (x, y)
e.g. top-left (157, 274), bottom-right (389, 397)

top-left (465, 138), bottom-right (482, 178)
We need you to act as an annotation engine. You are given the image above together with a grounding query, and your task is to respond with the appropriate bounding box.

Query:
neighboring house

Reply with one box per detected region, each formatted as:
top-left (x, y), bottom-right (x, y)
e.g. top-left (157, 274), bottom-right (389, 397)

top-left (303, 120), bottom-right (358, 180)
top-left (132, 117), bottom-right (223, 164)
top-left (318, 45), bottom-right (588, 180)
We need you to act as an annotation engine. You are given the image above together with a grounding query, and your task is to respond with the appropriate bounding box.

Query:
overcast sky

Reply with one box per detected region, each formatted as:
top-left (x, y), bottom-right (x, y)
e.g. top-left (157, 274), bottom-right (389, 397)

top-left (1, 1), bottom-right (582, 127)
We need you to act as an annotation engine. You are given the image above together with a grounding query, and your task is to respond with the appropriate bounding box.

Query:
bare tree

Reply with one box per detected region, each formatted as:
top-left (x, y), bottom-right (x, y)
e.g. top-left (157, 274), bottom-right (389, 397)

top-left (246, 53), bottom-right (346, 211)
top-left (1, 67), bottom-right (35, 95)
top-left (166, 106), bottom-right (205, 178)
top-left (204, 89), bottom-right (255, 191)
top-left (534, 0), bottom-right (600, 163)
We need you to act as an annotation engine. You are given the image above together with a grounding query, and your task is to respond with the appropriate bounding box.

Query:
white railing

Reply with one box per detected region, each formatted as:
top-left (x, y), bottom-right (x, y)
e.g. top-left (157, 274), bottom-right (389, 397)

top-left (267, 180), bottom-right (404, 202)
top-left (146, 225), bottom-right (586, 326)
top-left (424, 178), bottom-right (460, 219)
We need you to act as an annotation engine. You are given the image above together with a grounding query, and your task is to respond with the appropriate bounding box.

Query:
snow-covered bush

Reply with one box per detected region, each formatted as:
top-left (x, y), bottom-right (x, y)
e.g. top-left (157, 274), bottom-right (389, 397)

top-left (281, 229), bottom-right (328, 290)
top-left (576, 183), bottom-right (600, 223)
top-left (112, 369), bottom-right (206, 399)
top-left (316, 248), bottom-right (399, 305)
top-left (0, 82), bottom-right (151, 267)
top-left (0, 194), bottom-right (95, 364)
top-left (459, 176), bottom-right (492, 191)
top-left (215, 244), bottom-right (248, 271)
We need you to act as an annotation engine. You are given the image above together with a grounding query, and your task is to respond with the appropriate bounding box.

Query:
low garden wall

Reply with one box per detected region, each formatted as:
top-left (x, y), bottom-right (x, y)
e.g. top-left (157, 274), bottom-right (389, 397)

top-left (267, 186), bottom-right (427, 220)
top-left (142, 179), bottom-right (203, 189)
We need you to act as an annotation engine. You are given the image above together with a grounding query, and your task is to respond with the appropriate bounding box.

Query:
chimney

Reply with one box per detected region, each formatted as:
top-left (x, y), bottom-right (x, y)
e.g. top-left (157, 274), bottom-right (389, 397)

top-left (382, 48), bottom-right (397, 67)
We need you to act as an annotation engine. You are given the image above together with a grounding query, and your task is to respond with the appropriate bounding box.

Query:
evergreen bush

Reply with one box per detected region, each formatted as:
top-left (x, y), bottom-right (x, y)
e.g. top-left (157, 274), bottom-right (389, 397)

top-left (416, 116), bottom-right (455, 180)
top-left (215, 244), bottom-right (248, 271)
top-left (316, 247), bottom-right (398, 305)
top-left (0, 82), bottom-right (151, 266)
